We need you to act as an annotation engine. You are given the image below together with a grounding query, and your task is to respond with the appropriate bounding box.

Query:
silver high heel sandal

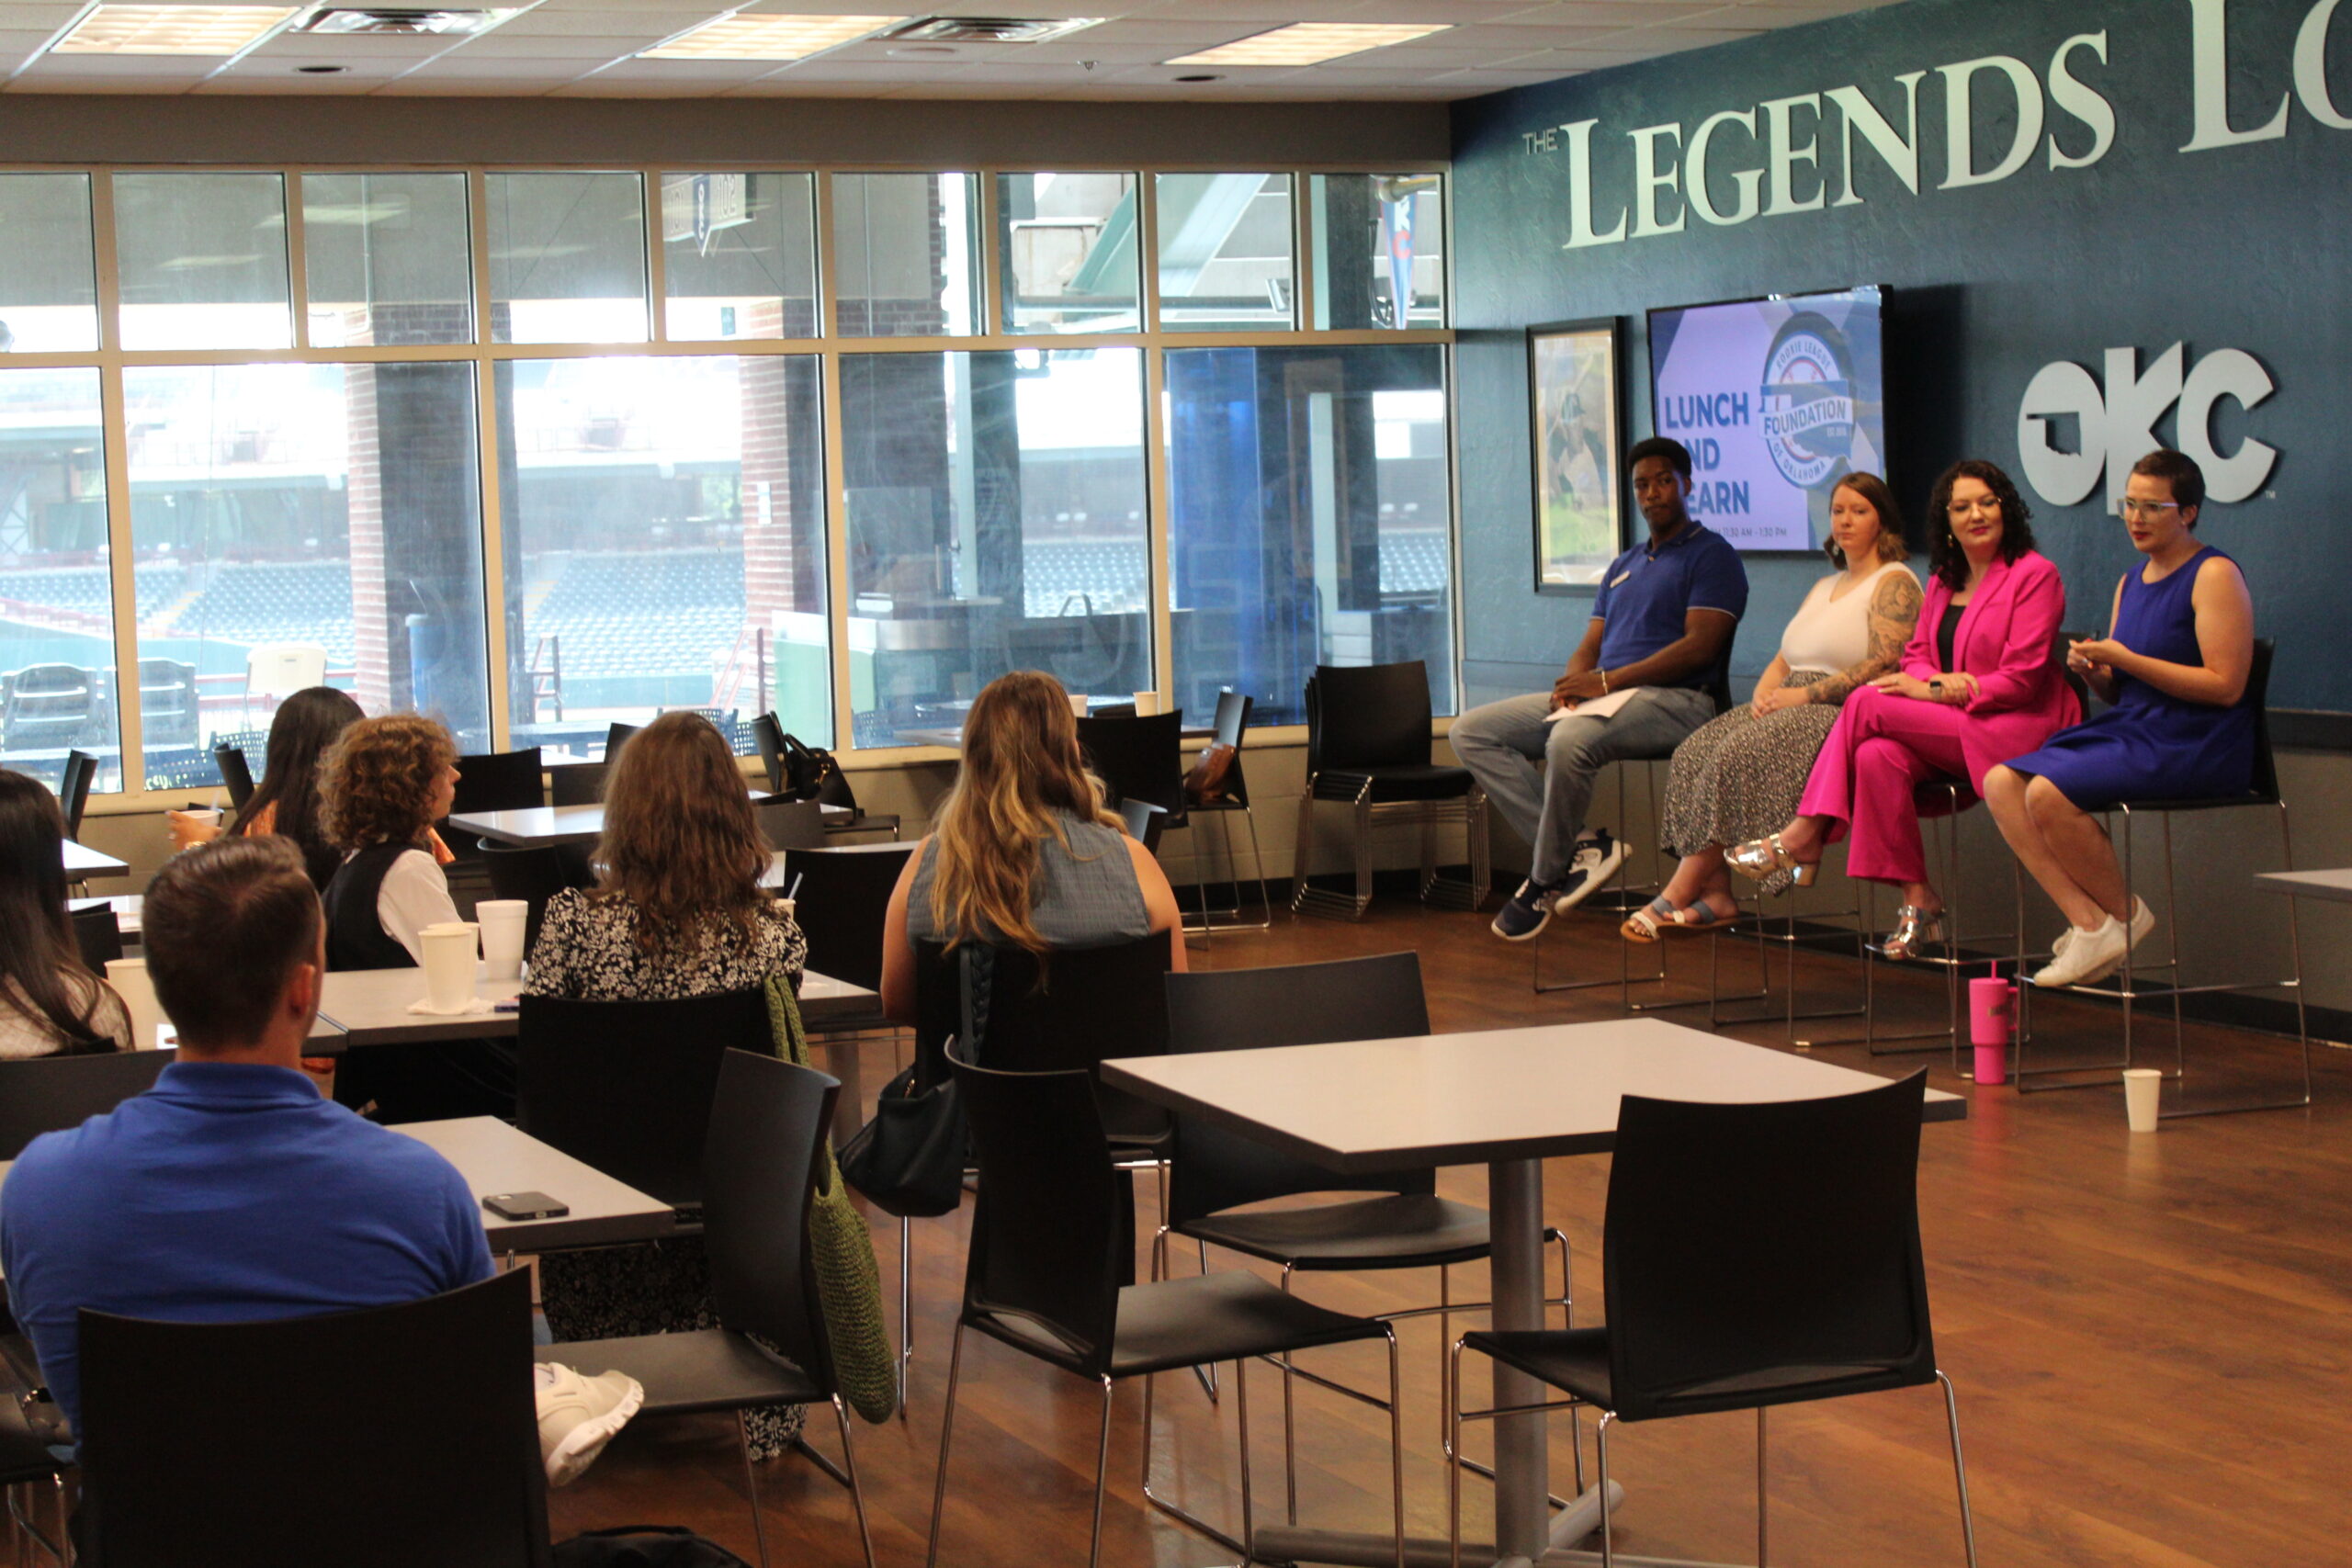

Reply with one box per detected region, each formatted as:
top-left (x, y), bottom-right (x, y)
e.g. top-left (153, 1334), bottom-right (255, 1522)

top-left (1724, 831), bottom-right (1819, 887)
top-left (1870, 904), bottom-right (1947, 961)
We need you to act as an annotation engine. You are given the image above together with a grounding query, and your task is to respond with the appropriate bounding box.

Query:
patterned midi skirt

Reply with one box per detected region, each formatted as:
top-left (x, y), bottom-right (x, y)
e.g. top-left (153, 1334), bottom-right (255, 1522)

top-left (1658, 670), bottom-right (1841, 896)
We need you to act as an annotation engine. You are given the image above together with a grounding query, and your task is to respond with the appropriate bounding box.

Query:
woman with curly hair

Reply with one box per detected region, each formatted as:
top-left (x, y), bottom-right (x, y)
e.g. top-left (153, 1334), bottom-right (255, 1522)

top-left (523, 710), bottom-right (811, 1459)
top-left (1729, 459), bottom-right (2079, 957)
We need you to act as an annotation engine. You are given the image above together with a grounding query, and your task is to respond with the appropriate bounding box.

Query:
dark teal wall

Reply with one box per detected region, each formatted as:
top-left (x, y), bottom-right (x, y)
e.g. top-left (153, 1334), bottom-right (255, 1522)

top-left (1450, 0), bottom-right (2352, 713)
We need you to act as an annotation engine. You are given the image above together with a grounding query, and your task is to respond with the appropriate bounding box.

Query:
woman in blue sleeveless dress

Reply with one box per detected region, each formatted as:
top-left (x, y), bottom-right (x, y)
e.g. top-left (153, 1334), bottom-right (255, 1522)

top-left (1984, 450), bottom-right (2256, 988)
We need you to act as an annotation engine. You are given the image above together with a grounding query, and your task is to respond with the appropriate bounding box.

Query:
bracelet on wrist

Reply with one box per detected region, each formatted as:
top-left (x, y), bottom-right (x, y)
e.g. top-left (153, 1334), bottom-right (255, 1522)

top-left (1600, 668), bottom-right (1611, 695)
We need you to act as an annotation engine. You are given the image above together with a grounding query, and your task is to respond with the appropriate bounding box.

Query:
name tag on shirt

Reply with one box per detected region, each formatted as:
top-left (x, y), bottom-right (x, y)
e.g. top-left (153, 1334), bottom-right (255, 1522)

top-left (1610, 571), bottom-right (1630, 587)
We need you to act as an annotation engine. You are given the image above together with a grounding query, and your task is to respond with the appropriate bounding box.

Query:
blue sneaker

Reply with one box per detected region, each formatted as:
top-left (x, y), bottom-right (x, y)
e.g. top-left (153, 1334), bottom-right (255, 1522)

top-left (1490, 878), bottom-right (1558, 942)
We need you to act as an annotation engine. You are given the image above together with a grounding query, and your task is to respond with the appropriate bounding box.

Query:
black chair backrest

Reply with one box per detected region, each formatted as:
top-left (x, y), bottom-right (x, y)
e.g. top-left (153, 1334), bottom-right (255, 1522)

top-left (451, 747), bottom-right (544, 814)
top-left (212, 743), bottom-right (255, 809)
top-left (1306, 661), bottom-right (1431, 774)
top-left (1076, 711), bottom-right (1187, 818)
top-left (1163, 953), bottom-right (1434, 1224)
top-left (1602, 1069), bottom-right (1934, 1423)
top-left (480, 842), bottom-right (592, 951)
top-left (1208, 690), bottom-right (1254, 807)
top-left (914, 933), bottom-right (1170, 1082)
top-left (59, 750), bottom-right (96, 840)
top-left (789, 842), bottom-right (915, 993)
top-left (2245, 637), bottom-right (2278, 801)
top-left (704, 1050), bottom-right (841, 1392)
top-left (949, 1047), bottom-right (1122, 1376)
top-left (546, 762), bottom-right (606, 807)
top-left (0, 1048), bottom-right (174, 1160)
top-left (756, 797), bottom-right (830, 852)
top-left (69, 900), bottom-right (123, 970)
top-left (604, 721), bottom-right (640, 761)
top-left (752, 712), bottom-right (786, 795)
top-left (516, 987), bottom-right (773, 1208)
top-left (1118, 798), bottom-right (1166, 852)
top-left (77, 1269), bottom-right (548, 1568)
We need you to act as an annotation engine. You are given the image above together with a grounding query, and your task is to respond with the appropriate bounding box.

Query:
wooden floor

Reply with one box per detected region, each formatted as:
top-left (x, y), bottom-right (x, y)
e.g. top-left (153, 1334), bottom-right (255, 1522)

top-left (548, 898), bottom-right (2352, 1567)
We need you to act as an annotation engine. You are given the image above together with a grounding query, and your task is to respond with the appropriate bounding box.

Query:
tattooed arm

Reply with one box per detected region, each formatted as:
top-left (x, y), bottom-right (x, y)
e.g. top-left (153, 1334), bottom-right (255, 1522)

top-left (1804, 570), bottom-right (1924, 706)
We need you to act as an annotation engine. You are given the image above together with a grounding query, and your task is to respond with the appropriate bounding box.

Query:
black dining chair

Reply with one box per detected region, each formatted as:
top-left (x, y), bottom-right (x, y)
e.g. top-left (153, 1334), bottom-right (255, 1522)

top-left (1446, 1069), bottom-right (1978, 1568)
top-left (481, 841), bottom-right (595, 951)
top-left (211, 742), bottom-right (256, 810)
top-left (546, 761), bottom-right (606, 807)
top-left (755, 712), bottom-right (901, 840)
top-left (787, 842), bottom-right (915, 1000)
top-left (1184, 689), bottom-right (1271, 932)
top-left (516, 987), bottom-right (773, 1213)
top-left (1117, 797), bottom-right (1167, 853)
top-left (441, 746), bottom-right (545, 861)
top-left (0, 1049), bottom-right (175, 1160)
top-left (1294, 661), bottom-right (1488, 919)
top-left (1076, 710), bottom-right (1188, 823)
top-left (927, 1045), bottom-right (1405, 1568)
top-left (0, 1395), bottom-right (68, 1566)
top-left (57, 751), bottom-right (95, 841)
top-left (68, 900), bottom-right (123, 971)
top-left (603, 721), bottom-right (640, 761)
top-left (756, 798), bottom-right (830, 852)
top-left (542, 1051), bottom-right (876, 1568)
top-left (76, 1269), bottom-right (550, 1568)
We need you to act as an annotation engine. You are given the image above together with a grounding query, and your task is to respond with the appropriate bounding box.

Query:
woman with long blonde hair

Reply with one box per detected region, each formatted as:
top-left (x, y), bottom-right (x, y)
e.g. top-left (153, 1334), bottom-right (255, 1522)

top-left (881, 671), bottom-right (1185, 1021)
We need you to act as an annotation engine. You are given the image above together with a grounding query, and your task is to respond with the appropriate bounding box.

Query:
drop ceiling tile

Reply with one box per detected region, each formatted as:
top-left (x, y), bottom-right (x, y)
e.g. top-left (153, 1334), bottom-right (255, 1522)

top-left (19, 52), bottom-right (218, 76)
top-left (571, 57), bottom-right (778, 80)
top-left (498, 9), bottom-right (726, 36)
top-left (449, 35), bottom-right (650, 57)
top-left (1491, 1), bottom-right (1719, 24)
top-left (1128, 1), bottom-right (1386, 21)
top-left (9, 74), bottom-right (192, 91)
top-left (1727, 0), bottom-right (1891, 20)
top-left (1622, 24), bottom-right (1763, 45)
top-left (1348, 0), bottom-right (1543, 20)
top-left (243, 33), bottom-right (455, 58)
top-left (388, 56), bottom-right (594, 79)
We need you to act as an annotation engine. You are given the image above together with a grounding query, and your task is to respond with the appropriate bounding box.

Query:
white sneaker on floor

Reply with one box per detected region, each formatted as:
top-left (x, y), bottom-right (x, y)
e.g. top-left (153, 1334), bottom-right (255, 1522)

top-left (537, 1363), bottom-right (644, 1487)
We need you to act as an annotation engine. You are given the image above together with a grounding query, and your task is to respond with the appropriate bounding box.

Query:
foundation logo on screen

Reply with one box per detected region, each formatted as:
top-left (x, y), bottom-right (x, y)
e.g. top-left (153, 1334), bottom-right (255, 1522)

top-left (1758, 314), bottom-right (1857, 491)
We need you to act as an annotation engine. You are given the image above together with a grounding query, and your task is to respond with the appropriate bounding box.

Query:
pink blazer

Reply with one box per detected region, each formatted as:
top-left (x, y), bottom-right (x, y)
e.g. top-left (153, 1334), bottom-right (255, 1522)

top-left (1903, 550), bottom-right (2080, 790)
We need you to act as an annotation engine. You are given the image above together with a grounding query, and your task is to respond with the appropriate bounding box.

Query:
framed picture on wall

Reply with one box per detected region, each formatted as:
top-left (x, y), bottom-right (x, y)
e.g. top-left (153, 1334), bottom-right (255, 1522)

top-left (1527, 317), bottom-right (1623, 592)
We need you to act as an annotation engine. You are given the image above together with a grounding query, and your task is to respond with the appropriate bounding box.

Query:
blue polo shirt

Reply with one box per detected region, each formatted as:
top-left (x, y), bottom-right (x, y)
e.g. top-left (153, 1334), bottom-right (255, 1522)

top-left (0, 1062), bottom-right (493, 1437)
top-left (1591, 520), bottom-right (1749, 686)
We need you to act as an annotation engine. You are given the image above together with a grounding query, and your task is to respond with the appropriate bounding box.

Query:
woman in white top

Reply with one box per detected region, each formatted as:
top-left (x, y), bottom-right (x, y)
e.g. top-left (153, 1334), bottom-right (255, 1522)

top-left (0, 770), bottom-right (130, 1057)
top-left (1627, 473), bottom-right (1923, 938)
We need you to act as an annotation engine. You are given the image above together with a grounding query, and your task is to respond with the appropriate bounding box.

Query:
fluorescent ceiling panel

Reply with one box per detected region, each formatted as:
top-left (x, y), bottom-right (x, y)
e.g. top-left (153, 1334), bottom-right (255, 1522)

top-left (1165, 21), bottom-right (1450, 67)
top-left (639, 11), bottom-right (904, 61)
top-left (54, 3), bottom-right (297, 55)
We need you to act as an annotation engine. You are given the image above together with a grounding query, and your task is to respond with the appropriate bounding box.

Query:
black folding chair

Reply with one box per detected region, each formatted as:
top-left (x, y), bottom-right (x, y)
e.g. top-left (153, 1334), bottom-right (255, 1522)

top-left (1447, 1070), bottom-right (1978, 1568)
top-left (441, 747), bottom-right (545, 861)
top-left (542, 1051), bottom-right (876, 1568)
top-left (77, 1269), bottom-right (551, 1568)
top-left (1294, 661), bottom-right (1487, 919)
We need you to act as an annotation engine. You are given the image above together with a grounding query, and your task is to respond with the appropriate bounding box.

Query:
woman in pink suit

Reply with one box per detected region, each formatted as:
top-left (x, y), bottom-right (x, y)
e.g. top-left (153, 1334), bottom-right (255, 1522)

top-left (1727, 459), bottom-right (2079, 956)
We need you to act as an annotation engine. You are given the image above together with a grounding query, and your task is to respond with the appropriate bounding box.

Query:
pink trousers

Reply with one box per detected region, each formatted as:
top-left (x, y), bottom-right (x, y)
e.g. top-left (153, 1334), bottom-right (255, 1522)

top-left (1796, 687), bottom-right (1971, 886)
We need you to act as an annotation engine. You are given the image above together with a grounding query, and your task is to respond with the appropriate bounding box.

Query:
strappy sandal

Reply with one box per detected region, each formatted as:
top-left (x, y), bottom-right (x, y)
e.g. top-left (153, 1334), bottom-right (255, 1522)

top-left (1661, 900), bottom-right (1731, 934)
top-left (1724, 831), bottom-right (1820, 887)
top-left (1621, 897), bottom-right (1676, 943)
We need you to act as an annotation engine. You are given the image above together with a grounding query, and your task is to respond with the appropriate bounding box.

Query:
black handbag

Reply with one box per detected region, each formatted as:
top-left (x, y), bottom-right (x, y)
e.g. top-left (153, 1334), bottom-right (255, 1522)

top-left (554, 1527), bottom-right (754, 1567)
top-left (775, 731), bottom-right (841, 803)
top-left (839, 947), bottom-right (989, 1218)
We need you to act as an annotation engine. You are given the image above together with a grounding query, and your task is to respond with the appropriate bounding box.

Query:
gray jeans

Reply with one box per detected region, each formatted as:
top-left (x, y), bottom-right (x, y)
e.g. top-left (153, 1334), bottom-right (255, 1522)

top-left (1453, 685), bottom-right (1718, 886)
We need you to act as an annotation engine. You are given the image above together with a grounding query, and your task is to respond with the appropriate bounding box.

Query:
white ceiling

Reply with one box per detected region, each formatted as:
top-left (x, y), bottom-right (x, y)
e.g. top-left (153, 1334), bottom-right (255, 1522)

top-left (0, 0), bottom-right (1902, 100)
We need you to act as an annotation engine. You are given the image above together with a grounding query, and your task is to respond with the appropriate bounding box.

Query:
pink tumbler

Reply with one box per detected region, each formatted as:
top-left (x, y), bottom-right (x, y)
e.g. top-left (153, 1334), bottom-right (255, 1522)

top-left (1968, 976), bottom-right (2016, 1085)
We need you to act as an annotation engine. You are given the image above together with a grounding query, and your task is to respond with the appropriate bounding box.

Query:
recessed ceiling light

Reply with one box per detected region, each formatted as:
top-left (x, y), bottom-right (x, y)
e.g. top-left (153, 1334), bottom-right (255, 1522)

top-left (1172, 73), bottom-right (1220, 83)
top-left (55, 4), bottom-right (300, 56)
top-left (296, 63), bottom-right (348, 73)
top-left (639, 11), bottom-right (905, 62)
top-left (886, 44), bottom-right (956, 56)
top-left (1165, 22), bottom-right (1450, 68)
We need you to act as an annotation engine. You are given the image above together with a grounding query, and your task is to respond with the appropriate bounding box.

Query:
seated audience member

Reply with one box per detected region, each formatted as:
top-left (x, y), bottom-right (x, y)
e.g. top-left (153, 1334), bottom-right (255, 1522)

top-left (0, 770), bottom-right (130, 1056)
top-left (879, 669), bottom-right (1187, 1025)
top-left (318, 714), bottom-right (511, 1122)
top-left (0, 836), bottom-right (639, 1485)
top-left (1452, 435), bottom-right (1749, 942)
top-left (1629, 473), bottom-right (1921, 938)
top-left (1730, 458), bottom-right (2079, 957)
top-left (1986, 449), bottom-right (2256, 987)
top-left (523, 710), bottom-right (810, 1460)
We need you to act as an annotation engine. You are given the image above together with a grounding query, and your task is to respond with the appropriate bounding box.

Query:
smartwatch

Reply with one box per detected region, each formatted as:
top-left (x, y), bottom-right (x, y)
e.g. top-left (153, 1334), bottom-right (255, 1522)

top-left (1928, 679), bottom-right (1946, 698)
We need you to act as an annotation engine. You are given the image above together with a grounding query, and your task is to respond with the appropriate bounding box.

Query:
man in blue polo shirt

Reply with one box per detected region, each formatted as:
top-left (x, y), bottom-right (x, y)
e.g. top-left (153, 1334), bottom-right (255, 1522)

top-left (0, 836), bottom-right (639, 1486)
top-left (1456, 435), bottom-right (1748, 940)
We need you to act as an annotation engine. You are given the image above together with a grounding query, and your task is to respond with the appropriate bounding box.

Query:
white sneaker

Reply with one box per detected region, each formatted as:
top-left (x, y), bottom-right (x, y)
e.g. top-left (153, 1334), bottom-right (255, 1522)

top-left (537, 1362), bottom-right (644, 1487)
top-left (2030, 899), bottom-right (2154, 989)
top-left (1553, 830), bottom-right (1628, 914)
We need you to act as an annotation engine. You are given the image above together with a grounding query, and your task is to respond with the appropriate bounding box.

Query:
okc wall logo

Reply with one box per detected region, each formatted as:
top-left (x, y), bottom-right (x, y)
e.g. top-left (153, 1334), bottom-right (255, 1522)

top-left (1758, 314), bottom-right (1858, 491)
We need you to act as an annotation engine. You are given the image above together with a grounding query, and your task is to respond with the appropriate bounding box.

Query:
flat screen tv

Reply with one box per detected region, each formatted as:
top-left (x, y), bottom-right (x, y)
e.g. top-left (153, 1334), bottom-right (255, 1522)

top-left (1645, 285), bottom-right (1887, 553)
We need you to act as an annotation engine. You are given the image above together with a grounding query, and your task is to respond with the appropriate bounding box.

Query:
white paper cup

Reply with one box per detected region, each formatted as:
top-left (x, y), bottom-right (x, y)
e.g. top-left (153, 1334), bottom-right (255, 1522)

top-left (475, 900), bottom-right (528, 980)
top-left (2122, 1067), bottom-right (2163, 1132)
top-left (1132, 691), bottom-right (1161, 717)
top-left (104, 957), bottom-right (168, 1052)
top-left (1068, 694), bottom-right (1090, 717)
top-left (418, 922), bottom-right (480, 1012)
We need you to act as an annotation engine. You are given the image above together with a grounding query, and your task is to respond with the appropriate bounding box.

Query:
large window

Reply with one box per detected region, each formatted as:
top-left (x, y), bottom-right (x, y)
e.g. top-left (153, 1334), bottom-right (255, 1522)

top-left (841, 347), bottom-right (1148, 748)
top-left (499, 354), bottom-right (829, 756)
top-left (13, 163), bottom-right (1449, 798)
top-left (1166, 344), bottom-right (1453, 725)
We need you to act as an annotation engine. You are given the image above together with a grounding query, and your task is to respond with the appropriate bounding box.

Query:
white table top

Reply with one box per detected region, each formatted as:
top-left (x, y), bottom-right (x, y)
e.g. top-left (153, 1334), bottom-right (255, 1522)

top-left (315, 964), bottom-right (875, 1048)
top-left (2256, 868), bottom-right (2352, 904)
top-left (450, 799), bottom-right (849, 847)
top-left (62, 840), bottom-right (127, 877)
top-left (1102, 1018), bottom-right (1966, 1175)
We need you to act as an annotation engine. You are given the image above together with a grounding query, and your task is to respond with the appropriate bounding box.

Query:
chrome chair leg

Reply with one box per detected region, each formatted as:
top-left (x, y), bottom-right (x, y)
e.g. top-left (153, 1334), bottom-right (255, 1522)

top-left (1937, 1371), bottom-right (1983, 1568)
top-left (1236, 1354), bottom-right (1256, 1563)
top-left (831, 1396), bottom-right (879, 1568)
top-left (737, 1411), bottom-right (773, 1568)
top-left (922, 1321), bottom-right (968, 1568)
top-left (1088, 1376), bottom-right (1115, 1568)
top-left (1280, 1265), bottom-right (1300, 1527)
top-left (1386, 1327), bottom-right (1407, 1568)
top-left (1447, 1337), bottom-right (1465, 1568)
top-left (1595, 1409), bottom-right (1620, 1567)
top-left (898, 1216), bottom-right (914, 1418)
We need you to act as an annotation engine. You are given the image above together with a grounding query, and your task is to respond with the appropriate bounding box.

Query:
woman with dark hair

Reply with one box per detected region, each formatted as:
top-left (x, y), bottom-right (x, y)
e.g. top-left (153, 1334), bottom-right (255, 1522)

top-left (170, 686), bottom-right (369, 888)
top-left (1628, 473), bottom-right (1921, 936)
top-left (0, 770), bottom-right (129, 1056)
top-left (878, 669), bottom-right (1186, 1021)
top-left (524, 710), bottom-right (808, 1459)
top-left (1987, 448), bottom-right (2256, 987)
top-left (1729, 459), bottom-right (2079, 956)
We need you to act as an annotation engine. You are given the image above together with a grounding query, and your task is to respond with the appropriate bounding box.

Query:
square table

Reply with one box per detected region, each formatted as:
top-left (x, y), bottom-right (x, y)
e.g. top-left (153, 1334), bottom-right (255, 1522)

top-left (2256, 868), bottom-right (2352, 904)
top-left (1102, 1017), bottom-right (1965, 1568)
top-left (448, 799), bottom-right (849, 849)
top-left (62, 840), bottom-right (127, 879)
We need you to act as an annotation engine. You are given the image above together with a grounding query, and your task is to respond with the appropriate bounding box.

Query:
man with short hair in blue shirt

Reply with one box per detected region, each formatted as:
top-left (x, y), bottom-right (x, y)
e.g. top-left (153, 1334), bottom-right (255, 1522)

top-left (1455, 435), bottom-right (1749, 940)
top-left (1, 835), bottom-right (639, 1486)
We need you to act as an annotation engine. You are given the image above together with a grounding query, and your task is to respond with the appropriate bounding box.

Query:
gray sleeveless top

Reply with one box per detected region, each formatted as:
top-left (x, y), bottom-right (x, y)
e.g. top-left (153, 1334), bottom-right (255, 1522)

top-left (906, 810), bottom-right (1152, 948)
